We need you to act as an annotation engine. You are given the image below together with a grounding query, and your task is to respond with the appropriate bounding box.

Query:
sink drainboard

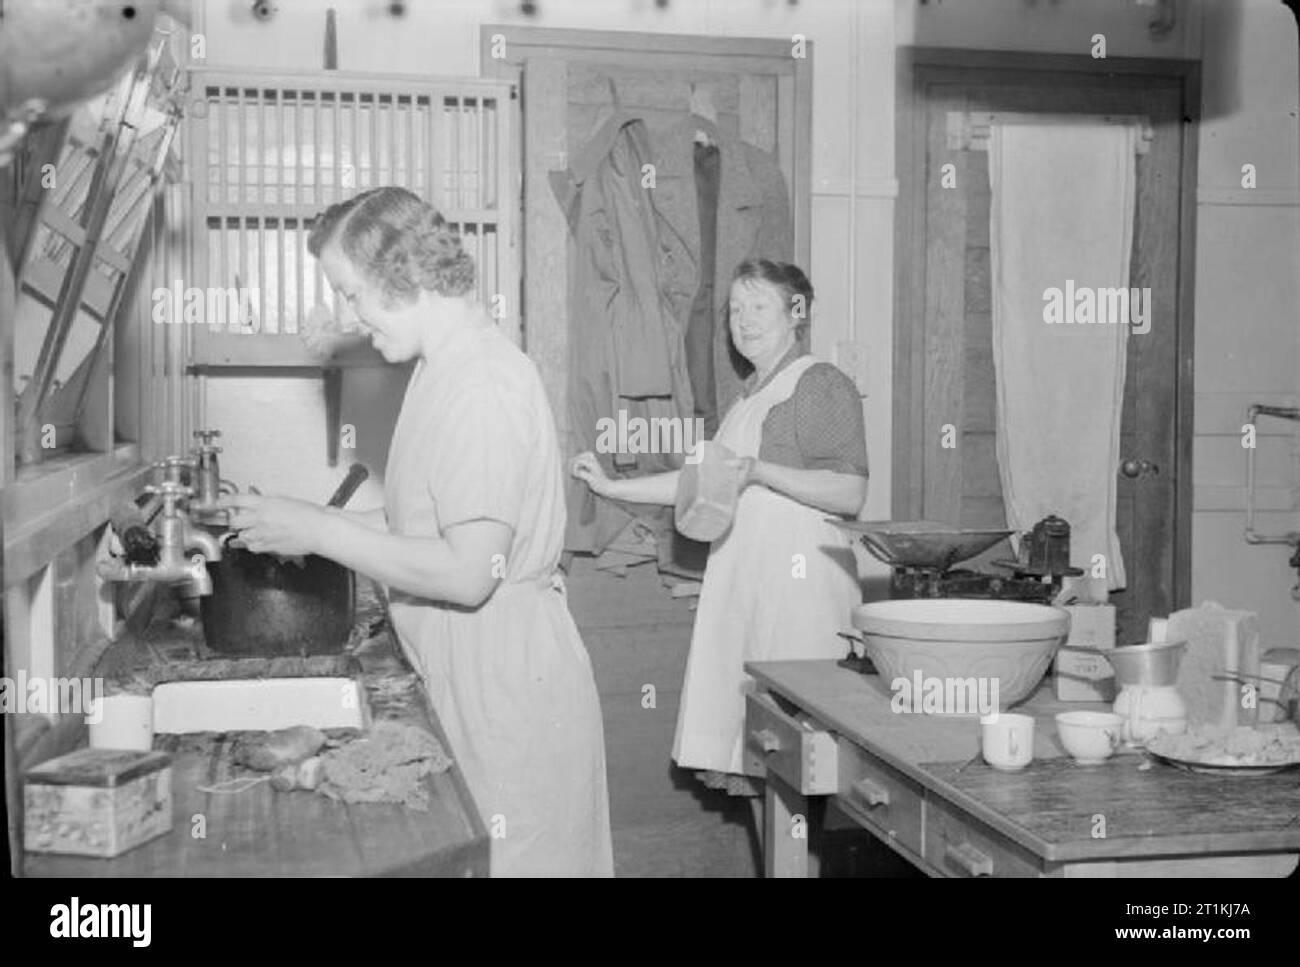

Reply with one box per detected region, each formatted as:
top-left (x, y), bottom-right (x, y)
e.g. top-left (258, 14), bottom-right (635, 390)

top-left (151, 677), bottom-right (369, 733)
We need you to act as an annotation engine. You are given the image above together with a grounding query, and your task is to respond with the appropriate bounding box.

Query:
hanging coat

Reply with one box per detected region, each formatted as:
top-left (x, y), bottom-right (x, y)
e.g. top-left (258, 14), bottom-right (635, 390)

top-left (553, 107), bottom-right (794, 557)
top-left (552, 113), bottom-right (696, 555)
top-left (648, 114), bottom-right (794, 426)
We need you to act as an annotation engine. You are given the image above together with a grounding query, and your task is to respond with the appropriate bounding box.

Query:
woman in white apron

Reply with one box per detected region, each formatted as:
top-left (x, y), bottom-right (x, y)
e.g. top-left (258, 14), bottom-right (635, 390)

top-left (571, 260), bottom-right (867, 800)
top-left (224, 187), bottom-right (613, 877)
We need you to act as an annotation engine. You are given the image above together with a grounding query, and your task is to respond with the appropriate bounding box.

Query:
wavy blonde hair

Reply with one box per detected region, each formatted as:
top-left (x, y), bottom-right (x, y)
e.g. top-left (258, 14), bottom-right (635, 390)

top-left (307, 186), bottom-right (475, 304)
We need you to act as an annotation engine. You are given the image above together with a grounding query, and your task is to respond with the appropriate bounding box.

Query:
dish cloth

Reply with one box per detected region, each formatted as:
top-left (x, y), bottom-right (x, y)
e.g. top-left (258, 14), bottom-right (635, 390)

top-left (988, 121), bottom-right (1138, 597)
top-left (318, 720), bottom-right (452, 811)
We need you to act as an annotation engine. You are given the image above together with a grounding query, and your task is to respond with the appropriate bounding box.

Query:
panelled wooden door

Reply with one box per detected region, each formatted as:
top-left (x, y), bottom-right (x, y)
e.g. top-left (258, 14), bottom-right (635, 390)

top-left (896, 55), bottom-right (1197, 644)
top-left (482, 26), bottom-right (812, 458)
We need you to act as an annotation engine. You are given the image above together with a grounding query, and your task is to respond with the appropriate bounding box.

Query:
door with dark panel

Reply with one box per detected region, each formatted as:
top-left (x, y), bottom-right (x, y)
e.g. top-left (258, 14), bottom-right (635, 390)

top-left (902, 63), bottom-right (1194, 644)
top-left (485, 27), bottom-right (813, 467)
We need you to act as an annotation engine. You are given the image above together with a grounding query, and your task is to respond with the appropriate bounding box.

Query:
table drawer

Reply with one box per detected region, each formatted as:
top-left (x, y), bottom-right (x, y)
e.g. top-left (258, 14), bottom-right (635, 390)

top-left (744, 691), bottom-right (839, 794)
top-left (925, 799), bottom-right (1044, 878)
top-left (834, 740), bottom-right (925, 859)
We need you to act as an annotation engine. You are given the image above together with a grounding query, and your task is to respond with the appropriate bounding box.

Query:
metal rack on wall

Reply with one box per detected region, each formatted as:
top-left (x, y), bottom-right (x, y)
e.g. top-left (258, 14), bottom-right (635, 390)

top-left (183, 67), bottom-right (519, 463)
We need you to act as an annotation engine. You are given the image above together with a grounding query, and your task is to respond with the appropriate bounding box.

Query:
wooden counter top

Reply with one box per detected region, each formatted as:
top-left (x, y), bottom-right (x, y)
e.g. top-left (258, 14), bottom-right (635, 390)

top-left (24, 592), bottom-right (489, 878)
top-left (748, 660), bottom-right (1300, 869)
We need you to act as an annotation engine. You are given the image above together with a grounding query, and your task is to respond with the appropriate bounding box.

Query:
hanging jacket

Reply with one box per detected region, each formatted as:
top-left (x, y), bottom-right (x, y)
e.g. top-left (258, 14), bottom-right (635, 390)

top-left (649, 114), bottom-right (794, 421)
top-left (553, 106), bottom-right (794, 557)
top-left (552, 114), bottom-right (695, 554)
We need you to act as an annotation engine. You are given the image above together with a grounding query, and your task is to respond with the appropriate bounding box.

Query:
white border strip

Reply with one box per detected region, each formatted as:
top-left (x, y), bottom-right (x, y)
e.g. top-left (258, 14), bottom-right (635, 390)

top-left (812, 177), bottom-right (899, 199)
top-left (1197, 187), bottom-right (1300, 207)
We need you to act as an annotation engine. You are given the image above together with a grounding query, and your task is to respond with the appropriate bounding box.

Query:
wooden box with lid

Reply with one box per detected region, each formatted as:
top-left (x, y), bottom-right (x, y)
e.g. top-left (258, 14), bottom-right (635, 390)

top-left (24, 749), bottom-right (173, 858)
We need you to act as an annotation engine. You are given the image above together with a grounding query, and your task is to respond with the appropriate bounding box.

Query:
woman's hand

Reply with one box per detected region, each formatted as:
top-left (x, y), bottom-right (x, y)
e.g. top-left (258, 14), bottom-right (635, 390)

top-left (220, 494), bottom-right (330, 557)
top-left (571, 453), bottom-right (681, 506)
top-left (570, 451), bottom-right (612, 497)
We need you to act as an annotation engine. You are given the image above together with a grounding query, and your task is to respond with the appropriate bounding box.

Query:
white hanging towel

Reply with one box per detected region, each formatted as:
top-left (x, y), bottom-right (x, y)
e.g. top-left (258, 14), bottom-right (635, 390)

top-left (988, 121), bottom-right (1138, 595)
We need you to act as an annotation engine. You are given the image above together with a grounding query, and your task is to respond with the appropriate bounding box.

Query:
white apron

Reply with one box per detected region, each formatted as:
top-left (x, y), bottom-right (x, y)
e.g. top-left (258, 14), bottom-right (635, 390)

top-left (672, 355), bottom-right (862, 775)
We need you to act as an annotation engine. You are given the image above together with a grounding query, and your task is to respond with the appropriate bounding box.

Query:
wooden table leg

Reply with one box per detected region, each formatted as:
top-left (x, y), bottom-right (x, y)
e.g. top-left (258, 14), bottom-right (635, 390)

top-left (764, 771), bottom-right (809, 878)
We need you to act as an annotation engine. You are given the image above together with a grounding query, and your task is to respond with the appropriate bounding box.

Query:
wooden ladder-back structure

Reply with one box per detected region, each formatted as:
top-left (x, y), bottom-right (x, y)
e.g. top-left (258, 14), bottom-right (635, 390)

top-left (12, 33), bottom-right (185, 467)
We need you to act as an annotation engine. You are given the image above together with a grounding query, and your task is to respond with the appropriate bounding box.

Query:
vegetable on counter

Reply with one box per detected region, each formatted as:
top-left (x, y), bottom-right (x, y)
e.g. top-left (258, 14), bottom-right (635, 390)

top-left (270, 765), bottom-right (299, 792)
top-left (234, 725), bottom-right (327, 772)
top-left (297, 756), bottom-right (324, 790)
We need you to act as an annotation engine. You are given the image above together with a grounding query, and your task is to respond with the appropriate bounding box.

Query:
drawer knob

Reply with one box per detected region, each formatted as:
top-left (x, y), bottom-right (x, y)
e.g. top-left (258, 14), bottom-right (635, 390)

top-left (851, 777), bottom-right (890, 807)
top-left (945, 841), bottom-right (994, 877)
top-left (750, 728), bottom-right (781, 754)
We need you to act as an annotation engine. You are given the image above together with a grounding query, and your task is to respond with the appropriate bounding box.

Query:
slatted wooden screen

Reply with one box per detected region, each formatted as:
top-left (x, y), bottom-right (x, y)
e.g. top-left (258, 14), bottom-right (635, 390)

top-left (186, 68), bottom-right (518, 366)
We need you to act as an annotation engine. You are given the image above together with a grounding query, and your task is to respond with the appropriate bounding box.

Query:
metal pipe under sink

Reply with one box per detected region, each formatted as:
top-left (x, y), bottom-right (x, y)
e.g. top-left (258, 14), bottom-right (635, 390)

top-left (1243, 403), bottom-right (1300, 599)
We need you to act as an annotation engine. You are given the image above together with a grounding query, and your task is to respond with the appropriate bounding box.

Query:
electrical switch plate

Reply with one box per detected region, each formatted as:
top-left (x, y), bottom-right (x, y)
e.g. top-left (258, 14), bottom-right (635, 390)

top-left (834, 340), bottom-right (869, 397)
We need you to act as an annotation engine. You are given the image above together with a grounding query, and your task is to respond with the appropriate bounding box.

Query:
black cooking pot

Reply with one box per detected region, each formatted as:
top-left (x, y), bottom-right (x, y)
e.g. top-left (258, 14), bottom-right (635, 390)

top-left (199, 530), bottom-right (354, 656)
top-left (198, 464), bottom-right (368, 656)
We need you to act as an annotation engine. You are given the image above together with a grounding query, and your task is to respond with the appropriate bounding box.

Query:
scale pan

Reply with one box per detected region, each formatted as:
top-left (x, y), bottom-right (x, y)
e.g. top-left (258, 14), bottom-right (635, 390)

top-left (830, 520), bottom-right (1013, 569)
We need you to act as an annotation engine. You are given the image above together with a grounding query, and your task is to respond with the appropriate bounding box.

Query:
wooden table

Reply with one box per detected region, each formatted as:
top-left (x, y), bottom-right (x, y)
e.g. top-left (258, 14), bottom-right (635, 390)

top-left (745, 660), bottom-right (1300, 878)
top-left (24, 600), bottom-right (489, 878)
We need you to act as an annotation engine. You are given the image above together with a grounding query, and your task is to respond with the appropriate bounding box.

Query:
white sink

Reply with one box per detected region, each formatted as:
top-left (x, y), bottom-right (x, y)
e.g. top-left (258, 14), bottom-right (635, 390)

top-left (151, 677), bottom-right (369, 733)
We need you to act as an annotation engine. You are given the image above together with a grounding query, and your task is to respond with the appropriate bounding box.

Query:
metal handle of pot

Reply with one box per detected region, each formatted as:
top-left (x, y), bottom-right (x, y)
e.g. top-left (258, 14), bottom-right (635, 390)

top-left (219, 530), bottom-right (248, 551)
top-left (327, 463), bottom-right (369, 509)
top-left (218, 529), bottom-right (306, 568)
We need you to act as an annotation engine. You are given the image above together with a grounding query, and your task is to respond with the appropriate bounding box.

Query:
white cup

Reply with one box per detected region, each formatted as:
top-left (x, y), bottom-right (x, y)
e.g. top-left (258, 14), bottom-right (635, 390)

top-left (88, 695), bottom-right (155, 752)
top-left (980, 712), bottom-right (1034, 771)
top-left (1055, 710), bottom-right (1124, 764)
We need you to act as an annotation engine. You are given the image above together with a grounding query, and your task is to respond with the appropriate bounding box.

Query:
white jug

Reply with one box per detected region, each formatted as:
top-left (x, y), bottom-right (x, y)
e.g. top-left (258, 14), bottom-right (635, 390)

top-left (1113, 683), bottom-right (1187, 746)
top-left (1106, 640), bottom-right (1189, 747)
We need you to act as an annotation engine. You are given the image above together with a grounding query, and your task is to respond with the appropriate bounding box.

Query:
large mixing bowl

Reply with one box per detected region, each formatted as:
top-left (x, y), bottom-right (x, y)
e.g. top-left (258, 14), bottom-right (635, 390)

top-left (851, 599), bottom-right (1071, 710)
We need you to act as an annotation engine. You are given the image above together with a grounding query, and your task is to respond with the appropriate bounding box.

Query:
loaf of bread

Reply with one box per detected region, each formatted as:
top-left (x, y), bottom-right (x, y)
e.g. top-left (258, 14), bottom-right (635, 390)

top-left (1167, 602), bottom-right (1262, 730)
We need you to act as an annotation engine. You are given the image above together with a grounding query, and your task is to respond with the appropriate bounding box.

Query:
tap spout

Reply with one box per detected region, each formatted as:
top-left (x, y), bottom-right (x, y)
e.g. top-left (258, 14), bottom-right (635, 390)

top-left (97, 554), bottom-right (215, 597)
top-left (185, 526), bottom-right (222, 562)
top-left (99, 478), bottom-right (222, 597)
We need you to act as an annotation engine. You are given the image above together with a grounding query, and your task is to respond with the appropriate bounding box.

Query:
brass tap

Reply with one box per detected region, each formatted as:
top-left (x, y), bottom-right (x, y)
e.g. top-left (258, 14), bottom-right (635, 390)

top-left (99, 481), bottom-right (222, 597)
top-left (189, 429), bottom-right (237, 519)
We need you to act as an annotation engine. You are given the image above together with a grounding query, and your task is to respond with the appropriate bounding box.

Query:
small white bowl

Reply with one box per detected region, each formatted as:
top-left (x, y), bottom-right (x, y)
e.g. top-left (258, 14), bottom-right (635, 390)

top-left (1055, 711), bottom-right (1124, 765)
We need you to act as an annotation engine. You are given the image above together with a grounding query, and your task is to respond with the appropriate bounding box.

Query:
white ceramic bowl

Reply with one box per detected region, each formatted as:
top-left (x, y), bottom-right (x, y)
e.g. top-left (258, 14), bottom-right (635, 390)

top-left (851, 599), bottom-right (1070, 710)
top-left (1055, 710), bottom-right (1124, 764)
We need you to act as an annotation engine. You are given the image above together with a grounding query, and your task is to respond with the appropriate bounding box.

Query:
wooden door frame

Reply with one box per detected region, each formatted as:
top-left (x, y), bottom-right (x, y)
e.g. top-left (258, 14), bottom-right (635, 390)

top-left (893, 48), bottom-right (1199, 611)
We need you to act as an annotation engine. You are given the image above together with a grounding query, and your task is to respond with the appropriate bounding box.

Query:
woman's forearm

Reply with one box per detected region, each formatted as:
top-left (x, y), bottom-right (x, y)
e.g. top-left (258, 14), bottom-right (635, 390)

top-left (753, 461), bottom-right (867, 517)
top-left (326, 505), bottom-right (387, 532)
top-left (598, 469), bottom-right (680, 506)
top-left (316, 516), bottom-right (508, 607)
